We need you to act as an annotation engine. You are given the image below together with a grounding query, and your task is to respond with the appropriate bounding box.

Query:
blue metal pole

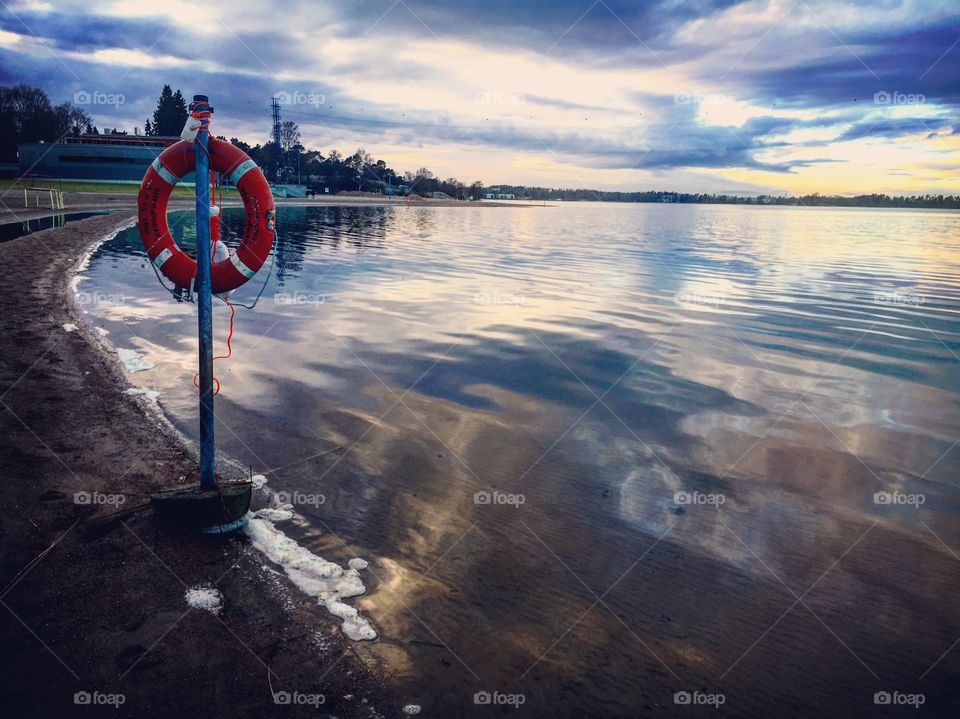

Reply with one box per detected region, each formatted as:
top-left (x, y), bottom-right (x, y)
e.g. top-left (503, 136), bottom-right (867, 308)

top-left (193, 94), bottom-right (216, 490)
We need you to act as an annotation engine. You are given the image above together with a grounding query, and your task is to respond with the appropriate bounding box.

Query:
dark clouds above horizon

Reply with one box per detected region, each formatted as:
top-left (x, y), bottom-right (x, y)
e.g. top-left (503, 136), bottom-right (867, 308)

top-left (0, 0), bottom-right (957, 192)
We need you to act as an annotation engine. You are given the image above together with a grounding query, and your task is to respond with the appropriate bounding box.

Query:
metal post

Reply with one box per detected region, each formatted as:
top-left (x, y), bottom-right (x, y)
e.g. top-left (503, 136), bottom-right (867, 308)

top-left (193, 95), bottom-right (216, 490)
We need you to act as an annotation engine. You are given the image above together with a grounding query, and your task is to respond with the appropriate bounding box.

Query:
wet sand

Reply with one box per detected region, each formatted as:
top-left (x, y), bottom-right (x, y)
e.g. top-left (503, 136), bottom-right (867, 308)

top-left (0, 212), bottom-right (396, 718)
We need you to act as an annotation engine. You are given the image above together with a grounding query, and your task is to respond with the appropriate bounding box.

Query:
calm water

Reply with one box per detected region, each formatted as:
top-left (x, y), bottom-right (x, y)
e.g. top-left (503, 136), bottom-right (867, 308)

top-left (81, 203), bottom-right (960, 716)
top-left (0, 210), bottom-right (112, 243)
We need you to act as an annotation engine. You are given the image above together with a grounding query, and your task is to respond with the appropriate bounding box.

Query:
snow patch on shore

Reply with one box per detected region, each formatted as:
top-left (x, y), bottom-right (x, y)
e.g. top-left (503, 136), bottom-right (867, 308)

top-left (125, 387), bottom-right (160, 401)
top-left (185, 586), bottom-right (223, 614)
top-left (244, 515), bottom-right (377, 641)
top-left (62, 323), bottom-right (78, 333)
top-left (254, 505), bottom-right (294, 522)
top-left (117, 348), bottom-right (155, 373)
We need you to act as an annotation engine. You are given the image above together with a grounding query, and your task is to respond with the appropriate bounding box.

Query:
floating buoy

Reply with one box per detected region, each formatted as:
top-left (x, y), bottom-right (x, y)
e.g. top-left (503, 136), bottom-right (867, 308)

top-left (137, 137), bottom-right (276, 294)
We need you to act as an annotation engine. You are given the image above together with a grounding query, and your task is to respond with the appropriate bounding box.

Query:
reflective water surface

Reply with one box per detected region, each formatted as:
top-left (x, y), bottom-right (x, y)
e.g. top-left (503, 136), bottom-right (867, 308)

top-left (1, 210), bottom-right (112, 243)
top-left (81, 203), bottom-right (960, 716)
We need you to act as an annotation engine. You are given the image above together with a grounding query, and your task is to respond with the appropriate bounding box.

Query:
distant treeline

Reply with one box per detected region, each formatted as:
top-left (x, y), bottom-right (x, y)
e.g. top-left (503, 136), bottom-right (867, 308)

top-left (489, 186), bottom-right (960, 209)
top-left (0, 84), bottom-right (96, 163)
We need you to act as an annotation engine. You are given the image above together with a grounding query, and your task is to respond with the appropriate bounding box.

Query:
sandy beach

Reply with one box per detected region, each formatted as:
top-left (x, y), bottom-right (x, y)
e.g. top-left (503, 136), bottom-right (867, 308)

top-left (0, 211), bottom-right (397, 718)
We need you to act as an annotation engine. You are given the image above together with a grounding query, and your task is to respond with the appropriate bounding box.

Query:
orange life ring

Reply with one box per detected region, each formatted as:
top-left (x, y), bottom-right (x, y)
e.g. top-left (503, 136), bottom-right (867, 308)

top-left (137, 138), bottom-right (275, 294)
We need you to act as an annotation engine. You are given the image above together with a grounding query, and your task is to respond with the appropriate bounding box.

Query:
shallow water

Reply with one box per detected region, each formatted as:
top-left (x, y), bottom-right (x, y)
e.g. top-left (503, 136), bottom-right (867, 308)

top-left (0, 210), bottom-right (112, 243)
top-left (81, 203), bottom-right (960, 716)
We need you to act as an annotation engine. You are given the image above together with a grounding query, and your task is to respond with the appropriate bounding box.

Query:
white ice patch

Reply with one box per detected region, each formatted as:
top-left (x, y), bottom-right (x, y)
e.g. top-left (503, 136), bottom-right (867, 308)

top-left (185, 586), bottom-right (223, 614)
top-left (403, 705), bottom-right (422, 716)
top-left (96, 327), bottom-right (109, 336)
top-left (125, 387), bottom-right (160, 401)
top-left (244, 516), bottom-right (377, 641)
top-left (117, 348), bottom-right (155, 373)
top-left (348, 558), bottom-right (368, 570)
top-left (251, 474), bottom-right (268, 490)
top-left (254, 506), bottom-right (294, 522)
top-left (62, 323), bottom-right (78, 333)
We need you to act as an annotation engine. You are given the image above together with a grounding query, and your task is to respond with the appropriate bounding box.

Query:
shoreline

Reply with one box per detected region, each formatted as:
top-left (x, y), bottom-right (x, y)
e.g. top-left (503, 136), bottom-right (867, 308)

top-left (0, 213), bottom-right (396, 718)
top-left (0, 191), bottom-right (534, 223)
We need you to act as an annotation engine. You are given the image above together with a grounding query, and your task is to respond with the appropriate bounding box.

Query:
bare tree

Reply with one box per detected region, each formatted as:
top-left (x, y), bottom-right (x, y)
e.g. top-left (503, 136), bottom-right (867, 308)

top-left (279, 120), bottom-right (301, 154)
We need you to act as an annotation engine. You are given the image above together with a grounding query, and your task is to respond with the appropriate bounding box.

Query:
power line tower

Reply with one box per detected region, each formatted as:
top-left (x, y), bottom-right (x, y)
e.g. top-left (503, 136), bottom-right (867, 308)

top-left (271, 97), bottom-right (284, 182)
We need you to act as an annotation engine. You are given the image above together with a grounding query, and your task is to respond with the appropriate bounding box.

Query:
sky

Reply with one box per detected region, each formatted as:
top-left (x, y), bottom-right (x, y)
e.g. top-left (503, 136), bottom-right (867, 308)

top-left (0, 0), bottom-right (957, 194)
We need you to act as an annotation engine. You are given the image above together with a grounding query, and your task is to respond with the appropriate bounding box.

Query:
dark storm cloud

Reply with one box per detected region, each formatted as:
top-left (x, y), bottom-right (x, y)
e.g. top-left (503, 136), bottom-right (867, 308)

top-left (0, 9), bottom-right (171, 53)
top-left (0, 8), bottom-right (310, 75)
top-left (725, 18), bottom-right (960, 109)
top-left (329, 0), bottom-right (748, 51)
top-left (524, 95), bottom-right (621, 113)
top-left (280, 102), bottom-right (822, 173)
top-left (835, 116), bottom-right (954, 142)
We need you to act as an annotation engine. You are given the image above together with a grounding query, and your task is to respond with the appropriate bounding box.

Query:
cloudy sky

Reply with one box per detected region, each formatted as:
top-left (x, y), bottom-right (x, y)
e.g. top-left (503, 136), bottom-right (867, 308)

top-left (1, 0), bottom-right (957, 194)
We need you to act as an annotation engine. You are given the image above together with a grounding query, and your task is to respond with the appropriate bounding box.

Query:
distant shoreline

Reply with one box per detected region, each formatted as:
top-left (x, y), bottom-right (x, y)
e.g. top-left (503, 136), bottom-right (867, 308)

top-left (0, 191), bottom-right (533, 222)
top-left (2, 192), bottom-right (957, 227)
top-left (480, 191), bottom-right (960, 210)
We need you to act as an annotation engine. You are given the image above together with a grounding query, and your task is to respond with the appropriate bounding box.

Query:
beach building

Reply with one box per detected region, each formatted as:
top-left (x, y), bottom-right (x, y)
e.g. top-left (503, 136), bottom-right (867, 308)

top-left (17, 134), bottom-right (194, 183)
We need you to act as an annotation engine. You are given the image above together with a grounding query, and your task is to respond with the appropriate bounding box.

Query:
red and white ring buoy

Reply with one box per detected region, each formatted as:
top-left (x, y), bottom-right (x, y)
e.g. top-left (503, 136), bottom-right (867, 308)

top-left (137, 138), bottom-right (275, 294)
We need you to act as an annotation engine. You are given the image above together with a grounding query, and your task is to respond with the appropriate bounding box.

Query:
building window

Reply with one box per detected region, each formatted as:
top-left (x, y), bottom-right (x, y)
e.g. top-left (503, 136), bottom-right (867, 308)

top-left (58, 155), bottom-right (141, 164)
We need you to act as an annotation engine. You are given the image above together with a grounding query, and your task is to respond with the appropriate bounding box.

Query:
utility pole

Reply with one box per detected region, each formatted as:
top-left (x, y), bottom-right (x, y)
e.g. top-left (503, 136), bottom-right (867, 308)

top-left (271, 97), bottom-right (283, 183)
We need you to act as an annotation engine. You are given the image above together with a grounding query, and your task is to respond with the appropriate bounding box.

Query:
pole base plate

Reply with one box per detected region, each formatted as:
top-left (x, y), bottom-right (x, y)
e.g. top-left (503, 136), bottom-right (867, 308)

top-left (151, 480), bottom-right (252, 533)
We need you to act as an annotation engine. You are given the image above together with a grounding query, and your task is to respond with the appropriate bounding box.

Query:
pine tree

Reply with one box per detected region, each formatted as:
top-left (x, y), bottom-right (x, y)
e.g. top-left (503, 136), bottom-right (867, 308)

top-left (144, 119), bottom-right (153, 135)
top-left (151, 85), bottom-right (188, 136)
top-left (171, 89), bottom-right (187, 120)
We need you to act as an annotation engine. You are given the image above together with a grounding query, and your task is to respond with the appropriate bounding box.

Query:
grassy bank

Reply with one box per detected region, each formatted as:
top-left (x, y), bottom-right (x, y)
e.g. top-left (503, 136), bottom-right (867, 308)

top-left (0, 178), bottom-right (240, 198)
